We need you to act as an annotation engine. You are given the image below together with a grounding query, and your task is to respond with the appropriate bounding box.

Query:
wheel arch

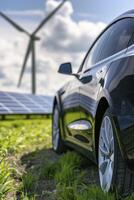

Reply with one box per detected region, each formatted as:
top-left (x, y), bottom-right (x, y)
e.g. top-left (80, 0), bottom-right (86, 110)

top-left (53, 93), bottom-right (62, 113)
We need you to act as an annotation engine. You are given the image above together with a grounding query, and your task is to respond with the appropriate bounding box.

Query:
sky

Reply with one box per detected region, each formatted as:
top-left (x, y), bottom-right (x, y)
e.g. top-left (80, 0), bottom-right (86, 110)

top-left (0, 0), bottom-right (134, 95)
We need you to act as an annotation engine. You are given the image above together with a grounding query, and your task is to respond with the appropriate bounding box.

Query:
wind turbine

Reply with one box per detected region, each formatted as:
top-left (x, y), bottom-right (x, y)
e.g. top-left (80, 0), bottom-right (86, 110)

top-left (0, 0), bottom-right (67, 94)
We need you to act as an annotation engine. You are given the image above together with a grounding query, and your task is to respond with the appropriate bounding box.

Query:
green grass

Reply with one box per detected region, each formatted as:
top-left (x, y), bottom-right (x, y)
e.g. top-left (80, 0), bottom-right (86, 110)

top-left (0, 119), bottom-right (51, 199)
top-left (0, 118), bottom-right (133, 200)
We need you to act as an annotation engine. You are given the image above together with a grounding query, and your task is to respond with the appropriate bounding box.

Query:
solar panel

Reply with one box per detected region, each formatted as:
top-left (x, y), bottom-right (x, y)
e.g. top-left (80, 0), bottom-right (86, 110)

top-left (0, 91), bottom-right (53, 115)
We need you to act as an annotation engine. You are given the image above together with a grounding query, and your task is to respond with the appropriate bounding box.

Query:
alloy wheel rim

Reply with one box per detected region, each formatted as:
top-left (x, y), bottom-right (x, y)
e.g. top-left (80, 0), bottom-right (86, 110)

top-left (98, 116), bottom-right (114, 192)
top-left (52, 107), bottom-right (60, 150)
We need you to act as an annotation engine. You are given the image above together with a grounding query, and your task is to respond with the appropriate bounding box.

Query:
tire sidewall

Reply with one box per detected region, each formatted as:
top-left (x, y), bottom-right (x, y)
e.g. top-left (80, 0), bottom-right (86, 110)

top-left (52, 105), bottom-right (65, 154)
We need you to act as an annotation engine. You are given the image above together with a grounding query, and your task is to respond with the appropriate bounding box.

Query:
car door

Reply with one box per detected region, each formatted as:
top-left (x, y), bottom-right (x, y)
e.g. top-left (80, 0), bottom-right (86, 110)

top-left (77, 18), bottom-right (134, 151)
top-left (61, 76), bottom-right (81, 142)
top-left (68, 25), bottom-right (112, 150)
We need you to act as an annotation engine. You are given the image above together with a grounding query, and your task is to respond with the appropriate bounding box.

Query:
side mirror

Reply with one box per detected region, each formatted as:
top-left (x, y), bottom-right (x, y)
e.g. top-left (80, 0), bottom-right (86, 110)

top-left (58, 62), bottom-right (72, 75)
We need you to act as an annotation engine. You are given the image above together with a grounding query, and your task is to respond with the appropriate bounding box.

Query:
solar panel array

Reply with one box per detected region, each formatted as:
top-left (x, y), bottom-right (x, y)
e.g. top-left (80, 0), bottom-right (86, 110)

top-left (0, 91), bottom-right (53, 115)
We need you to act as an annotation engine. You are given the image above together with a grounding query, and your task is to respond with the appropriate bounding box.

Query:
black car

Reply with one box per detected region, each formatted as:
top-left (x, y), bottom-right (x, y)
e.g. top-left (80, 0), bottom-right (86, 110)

top-left (52, 10), bottom-right (134, 195)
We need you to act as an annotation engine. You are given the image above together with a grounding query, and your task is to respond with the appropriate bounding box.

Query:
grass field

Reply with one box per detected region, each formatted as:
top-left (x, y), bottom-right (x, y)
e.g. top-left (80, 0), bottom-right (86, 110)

top-left (0, 118), bottom-right (134, 200)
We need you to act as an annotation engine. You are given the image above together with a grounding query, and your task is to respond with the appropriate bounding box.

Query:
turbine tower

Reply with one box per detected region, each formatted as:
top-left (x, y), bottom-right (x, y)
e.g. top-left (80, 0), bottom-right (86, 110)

top-left (0, 0), bottom-right (67, 94)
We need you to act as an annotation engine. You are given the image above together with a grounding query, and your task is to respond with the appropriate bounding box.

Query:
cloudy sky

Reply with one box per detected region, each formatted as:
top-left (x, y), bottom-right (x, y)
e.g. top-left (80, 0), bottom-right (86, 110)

top-left (0, 0), bottom-right (134, 95)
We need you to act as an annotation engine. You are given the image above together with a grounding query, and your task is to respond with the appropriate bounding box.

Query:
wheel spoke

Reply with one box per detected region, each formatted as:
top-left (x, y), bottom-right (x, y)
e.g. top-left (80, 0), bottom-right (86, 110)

top-left (53, 129), bottom-right (59, 140)
top-left (101, 176), bottom-right (107, 190)
top-left (54, 111), bottom-right (58, 127)
top-left (104, 161), bottom-right (113, 191)
top-left (101, 129), bottom-right (109, 152)
top-left (100, 160), bottom-right (110, 190)
top-left (110, 153), bottom-right (114, 162)
top-left (104, 120), bottom-right (110, 146)
top-left (52, 107), bottom-right (60, 150)
top-left (99, 159), bottom-right (109, 175)
top-left (99, 144), bottom-right (109, 156)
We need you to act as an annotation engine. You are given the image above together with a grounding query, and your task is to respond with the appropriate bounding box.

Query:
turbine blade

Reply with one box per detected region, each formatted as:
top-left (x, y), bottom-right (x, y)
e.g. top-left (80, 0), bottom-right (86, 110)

top-left (18, 40), bottom-right (32, 87)
top-left (0, 12), bottom-right (29, 35)
top-left (33, 0), bottom-right (67, 34)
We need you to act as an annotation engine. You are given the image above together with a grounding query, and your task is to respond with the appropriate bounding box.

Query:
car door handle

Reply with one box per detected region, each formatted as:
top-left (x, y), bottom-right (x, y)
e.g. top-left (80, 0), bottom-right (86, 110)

top-left (99, 78), bottom-right (104, 87)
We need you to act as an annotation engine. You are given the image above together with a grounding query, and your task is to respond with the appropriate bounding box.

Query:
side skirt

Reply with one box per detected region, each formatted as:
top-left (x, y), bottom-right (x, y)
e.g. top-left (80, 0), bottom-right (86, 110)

top-left (64, 140), bottom-right (97, 164)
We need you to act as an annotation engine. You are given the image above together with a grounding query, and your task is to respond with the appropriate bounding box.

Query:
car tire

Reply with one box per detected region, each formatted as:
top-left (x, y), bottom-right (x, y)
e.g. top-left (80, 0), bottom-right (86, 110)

top-left (52, 104), bottom-right (66, 154)
top-left (98, 108), bottom-right (134, 196)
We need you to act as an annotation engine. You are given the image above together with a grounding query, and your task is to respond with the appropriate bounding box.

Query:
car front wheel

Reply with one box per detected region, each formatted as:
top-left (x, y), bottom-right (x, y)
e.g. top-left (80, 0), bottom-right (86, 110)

top-left (52, 105), bottom-right (65, 154)
top-left (98, 109), bottom-right (134, 196)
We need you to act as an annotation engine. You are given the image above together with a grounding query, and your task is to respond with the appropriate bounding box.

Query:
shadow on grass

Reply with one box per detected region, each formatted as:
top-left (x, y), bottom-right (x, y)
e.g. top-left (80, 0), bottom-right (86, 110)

top-left (17, 148), bottom-right (59, 200)
top-left (18, 148), bottom-right (99, 200)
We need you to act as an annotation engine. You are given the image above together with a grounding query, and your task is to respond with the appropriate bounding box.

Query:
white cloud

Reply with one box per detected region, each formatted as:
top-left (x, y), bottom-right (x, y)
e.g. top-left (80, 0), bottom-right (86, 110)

top-left (46, 0), bottom-right (73, 17)
top-left (41, 0), bottom-right (106, 54)
top-left (0, 0), bottom-right (106, 95)
top-left (77, 12), bottom-right (97, 19)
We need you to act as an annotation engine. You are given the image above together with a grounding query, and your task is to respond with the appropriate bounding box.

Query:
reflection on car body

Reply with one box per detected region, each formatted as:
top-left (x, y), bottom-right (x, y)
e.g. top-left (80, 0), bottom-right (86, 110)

top-left (52, 10), bottom-right (134, 196)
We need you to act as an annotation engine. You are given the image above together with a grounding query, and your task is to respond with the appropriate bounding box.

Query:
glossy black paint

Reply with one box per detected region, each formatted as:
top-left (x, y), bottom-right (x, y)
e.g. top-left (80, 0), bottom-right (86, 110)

top-left (53, 11), bottom-right (134, 170)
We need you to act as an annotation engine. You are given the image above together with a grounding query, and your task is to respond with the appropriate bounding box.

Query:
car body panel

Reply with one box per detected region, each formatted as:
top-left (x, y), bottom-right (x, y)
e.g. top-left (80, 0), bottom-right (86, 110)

top-left (103, 49), bottom-right (134, 168)
top-left (60, 77), bottom-right (81, 142)
top-left (53, 11), bottom-right (134, 170)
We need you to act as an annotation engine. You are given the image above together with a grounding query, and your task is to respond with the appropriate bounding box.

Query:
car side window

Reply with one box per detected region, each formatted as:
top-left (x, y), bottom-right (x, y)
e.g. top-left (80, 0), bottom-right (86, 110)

top-left (100, 18), bottom-right (134, 60)
top-left (82, 27), bottom-right (112, 71)
top-left (82, 18), bottom-right (134, 71)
